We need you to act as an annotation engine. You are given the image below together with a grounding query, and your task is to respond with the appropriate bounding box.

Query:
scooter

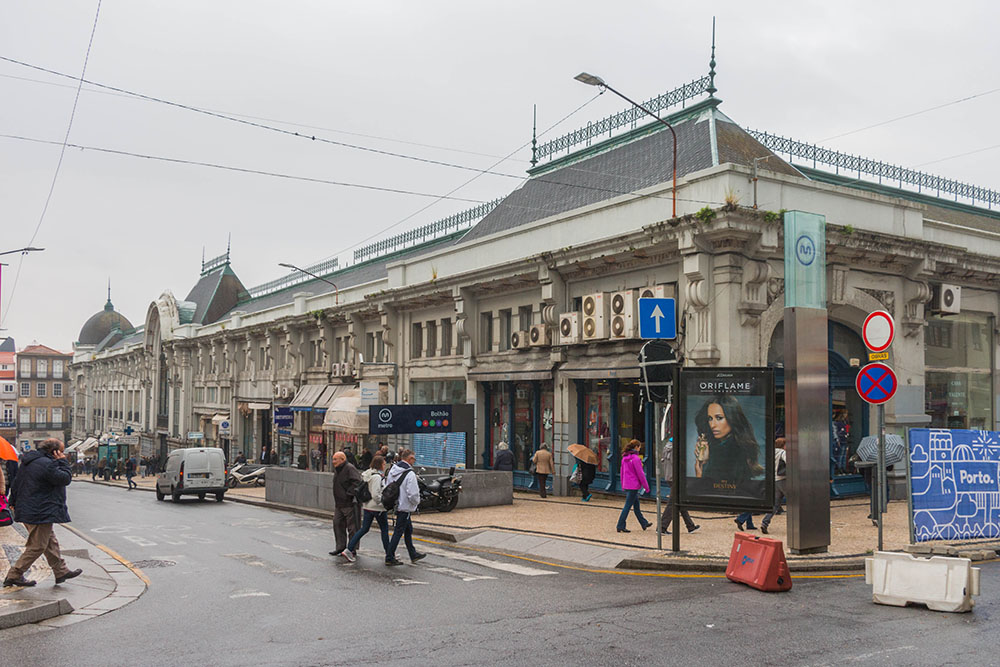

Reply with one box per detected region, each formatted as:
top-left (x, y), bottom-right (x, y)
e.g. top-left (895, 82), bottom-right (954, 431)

top-left (227, 462), bottom-right (266, 488)
top-left (417, 466), bottom-right (463, 512)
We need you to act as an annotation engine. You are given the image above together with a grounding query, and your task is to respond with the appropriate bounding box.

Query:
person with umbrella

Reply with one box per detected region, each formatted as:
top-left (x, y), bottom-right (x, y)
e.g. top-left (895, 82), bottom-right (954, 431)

top-left (568, 444), bottom-right (597, 502)
top-left (0, 436), bottom-right (18, 495)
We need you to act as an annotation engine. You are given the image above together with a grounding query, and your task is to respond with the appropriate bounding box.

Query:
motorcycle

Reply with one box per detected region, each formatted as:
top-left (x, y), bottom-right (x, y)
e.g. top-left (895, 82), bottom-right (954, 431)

top-left (417, 466), bottom-right (463, 512)
top-left (227, 462), bottom-right (266, 488)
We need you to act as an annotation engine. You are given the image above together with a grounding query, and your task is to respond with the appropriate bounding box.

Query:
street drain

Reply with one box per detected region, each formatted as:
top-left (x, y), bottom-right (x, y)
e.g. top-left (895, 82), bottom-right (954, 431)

top-left (131, 559), bottom-right (176, 568)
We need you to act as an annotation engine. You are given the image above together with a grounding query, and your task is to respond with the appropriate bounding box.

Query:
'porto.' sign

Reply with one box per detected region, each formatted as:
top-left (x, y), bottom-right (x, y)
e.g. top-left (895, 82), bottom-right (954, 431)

top-left (909, 428), bottom-right (1000, 541)
top-left (370, 404), bottom-right (453, 434)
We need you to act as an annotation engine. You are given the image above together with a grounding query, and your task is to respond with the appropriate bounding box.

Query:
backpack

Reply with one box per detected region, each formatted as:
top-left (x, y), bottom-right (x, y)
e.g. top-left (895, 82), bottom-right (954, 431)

top-left (380, 468), bottom-right (412, 511)
top-left (354, 476), bottom-right (373, 504)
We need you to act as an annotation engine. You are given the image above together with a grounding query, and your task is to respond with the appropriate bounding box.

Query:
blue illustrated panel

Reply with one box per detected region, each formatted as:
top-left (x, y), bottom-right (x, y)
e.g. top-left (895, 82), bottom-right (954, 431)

top-left (909, 428), bottom-right (1000, 542)
top-left (412, 432), bottom-right (466, 469)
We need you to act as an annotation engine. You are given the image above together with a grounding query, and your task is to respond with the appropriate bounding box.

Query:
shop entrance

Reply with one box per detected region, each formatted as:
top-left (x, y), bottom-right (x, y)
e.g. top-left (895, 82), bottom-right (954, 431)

top-left (769, 320), bottom-right (870, 497)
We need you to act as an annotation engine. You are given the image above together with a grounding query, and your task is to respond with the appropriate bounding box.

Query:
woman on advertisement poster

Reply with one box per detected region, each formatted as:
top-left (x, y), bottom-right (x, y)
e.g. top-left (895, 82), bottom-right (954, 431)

top-left (683, 369), bottom-right (772, 508)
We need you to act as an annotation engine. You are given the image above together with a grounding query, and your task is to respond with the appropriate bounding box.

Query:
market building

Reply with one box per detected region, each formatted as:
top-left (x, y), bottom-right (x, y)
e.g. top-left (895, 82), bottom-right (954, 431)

top-left (70, 62), bottom-right (1000, 497)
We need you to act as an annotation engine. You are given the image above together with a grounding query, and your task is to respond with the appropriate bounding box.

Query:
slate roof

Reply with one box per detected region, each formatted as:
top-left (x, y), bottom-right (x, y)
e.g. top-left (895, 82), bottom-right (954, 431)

top-left (460, 98), bottom-right (800, 243)
top-left (0, 338), bottom-right (13, 352)
top-left (78, 299), bottom-right (135, 345)
top-left (184, 263), bottom-right (251, 325)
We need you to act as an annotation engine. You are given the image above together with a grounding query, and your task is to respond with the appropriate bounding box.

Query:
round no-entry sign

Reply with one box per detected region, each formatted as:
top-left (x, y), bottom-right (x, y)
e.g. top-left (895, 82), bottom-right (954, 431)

top-left (862, 310), bottom-right (894, 352)
top-left (856, 362), bottom-right (897, 405)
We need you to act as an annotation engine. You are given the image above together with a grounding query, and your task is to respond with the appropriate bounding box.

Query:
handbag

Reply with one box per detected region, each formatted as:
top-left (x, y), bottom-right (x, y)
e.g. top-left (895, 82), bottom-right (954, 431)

top-left (569, 464), bottom-right (582, 485)
top-left (529, 457), bottom-right (537, 475)
top-left (0, 494), bottom-right (12, 528)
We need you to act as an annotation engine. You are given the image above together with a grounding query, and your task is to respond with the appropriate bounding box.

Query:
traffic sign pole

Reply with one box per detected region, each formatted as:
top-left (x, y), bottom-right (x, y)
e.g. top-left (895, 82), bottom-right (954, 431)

top-left (877, 404), bottom-right (885, 551)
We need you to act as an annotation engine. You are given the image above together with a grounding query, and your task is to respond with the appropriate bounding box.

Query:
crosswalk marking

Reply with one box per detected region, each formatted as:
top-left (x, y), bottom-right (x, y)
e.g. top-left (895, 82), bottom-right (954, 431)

top-left (392, 578), bottom-right (428, 586)
top-left (426, 565), bottom-right (497, 582)
top-left (420, 545), bottom-right (557, 577)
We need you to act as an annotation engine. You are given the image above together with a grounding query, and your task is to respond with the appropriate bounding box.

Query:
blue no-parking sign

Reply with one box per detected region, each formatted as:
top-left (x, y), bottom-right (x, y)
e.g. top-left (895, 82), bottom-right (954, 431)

top-left (856, 362), bottom-right (897, 405)
top-left (638, 298), bottom-right (676, 339)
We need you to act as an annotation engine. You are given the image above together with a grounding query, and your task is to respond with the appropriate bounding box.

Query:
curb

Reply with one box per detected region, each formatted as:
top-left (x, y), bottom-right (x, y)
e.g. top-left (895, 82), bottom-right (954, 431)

top-left (0, 598), bottom-right (73, 630)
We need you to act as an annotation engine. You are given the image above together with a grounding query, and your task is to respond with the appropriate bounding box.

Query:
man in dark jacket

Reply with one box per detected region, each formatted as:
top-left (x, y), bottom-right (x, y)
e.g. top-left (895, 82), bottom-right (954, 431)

top-left (329, 450), bottom-right (362, 557)
top-left (4, 439), bottom-right (82, 587)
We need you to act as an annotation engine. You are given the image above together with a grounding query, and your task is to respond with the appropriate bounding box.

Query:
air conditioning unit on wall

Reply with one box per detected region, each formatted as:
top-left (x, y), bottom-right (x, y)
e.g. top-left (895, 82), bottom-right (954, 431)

top-left (934, 284), bottom-right (961, 314)
top-left (582, 292), bottom-right (608, 341)
top-left (610, 290), bottom-right (638, 339)
top-left (559, 312), bottom-right (581, 344)
top-left (273, 384), bottom-right (282, 398)
top-left (529, 324), bottom-right (552, 347)
top-left (639, 284), bottom-right (667, 300)
top-left (510, 330), bottom-right (530, 350)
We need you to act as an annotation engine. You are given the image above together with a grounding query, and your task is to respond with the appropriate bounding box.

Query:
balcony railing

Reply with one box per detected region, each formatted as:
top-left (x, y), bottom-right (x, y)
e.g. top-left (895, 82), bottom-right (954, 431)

top-left (18, 422), bottom-right (66, 430)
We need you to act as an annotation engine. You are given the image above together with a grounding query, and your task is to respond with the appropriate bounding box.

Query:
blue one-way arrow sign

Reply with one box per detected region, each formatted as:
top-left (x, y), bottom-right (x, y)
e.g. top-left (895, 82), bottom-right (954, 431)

top-left (638, 297), bottom-right (677, 339)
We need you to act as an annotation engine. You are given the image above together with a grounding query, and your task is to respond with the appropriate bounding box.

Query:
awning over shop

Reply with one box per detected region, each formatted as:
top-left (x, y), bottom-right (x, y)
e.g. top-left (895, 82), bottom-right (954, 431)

top-left (77, 437), bottom-right (99, 454)
top-left (322, 388), bottom-right (367, 434)
top-left (211, 414), bottom-right (230, 424)
top-left (467, 361), bottom-right (553, 382)
top-left (558, 358), bottom-right (641, 379)
top-left (289, 385), bottom-right (326, 411)
top-left (65, 440), bottom-right (83, 452)
top-left (248, 402), bottom-right (271, 411)
top-left (314, 384), bottom-right (356, 412)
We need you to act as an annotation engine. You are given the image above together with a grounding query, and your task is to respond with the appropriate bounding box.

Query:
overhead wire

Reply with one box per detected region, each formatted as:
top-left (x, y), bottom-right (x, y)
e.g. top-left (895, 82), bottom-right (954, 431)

top-left (0, 70), bottom-right (523, 162)
top-left (1, 1), bottom-right (103, 329)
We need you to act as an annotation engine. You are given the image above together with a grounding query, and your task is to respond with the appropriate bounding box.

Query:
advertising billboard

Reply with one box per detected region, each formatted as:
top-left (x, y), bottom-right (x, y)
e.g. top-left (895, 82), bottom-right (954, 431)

top-left (679, 367), bottom-right (774, 510)
top-left (909, 428), bottom-right (1000, 541)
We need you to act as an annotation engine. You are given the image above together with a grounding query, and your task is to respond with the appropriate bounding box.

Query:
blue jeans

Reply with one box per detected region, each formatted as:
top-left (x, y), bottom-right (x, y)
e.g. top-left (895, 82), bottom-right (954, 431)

top-left (617, 489), bottom-right (649, 530)
top-left (347, 510), bottom-right (390, 555)
top-left (737, 511), bottom-right (756, 527)
top-left (388, 510), bottom-right (418, 561)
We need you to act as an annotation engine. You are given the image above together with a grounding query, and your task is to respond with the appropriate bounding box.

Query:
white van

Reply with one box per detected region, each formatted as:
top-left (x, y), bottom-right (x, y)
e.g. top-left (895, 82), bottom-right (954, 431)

top-left (156, 447), bottom-right (227, 502)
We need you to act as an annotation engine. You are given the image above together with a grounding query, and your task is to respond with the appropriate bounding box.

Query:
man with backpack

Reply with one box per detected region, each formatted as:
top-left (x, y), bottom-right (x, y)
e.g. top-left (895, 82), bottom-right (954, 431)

top-left (383, 449), bottom-right (425, 566)
top-left (330, 450), bottom-right (362, 557)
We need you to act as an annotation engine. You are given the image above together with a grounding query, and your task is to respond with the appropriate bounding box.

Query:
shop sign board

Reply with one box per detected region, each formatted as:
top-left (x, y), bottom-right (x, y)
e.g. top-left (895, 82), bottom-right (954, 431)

top-left (274, 407), bottom-right (294, 427)
top-left (909, 428), bottom-right (1000, 541)
top-left (187, 431), bottom-right (204, 440)
top-left (677, 367), bottom-right (775, 511)
top-left (369, 404), bottom-right (453, 435)
top-left (119, 435), bottom-right (139, 446)
top-left (856, 362), bottom-right (897, 405)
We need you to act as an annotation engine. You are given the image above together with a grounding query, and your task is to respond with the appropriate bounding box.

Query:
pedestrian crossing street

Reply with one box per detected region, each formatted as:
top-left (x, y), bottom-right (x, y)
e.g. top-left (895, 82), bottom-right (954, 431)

top-left (223, 542), bottom-right (557, 588)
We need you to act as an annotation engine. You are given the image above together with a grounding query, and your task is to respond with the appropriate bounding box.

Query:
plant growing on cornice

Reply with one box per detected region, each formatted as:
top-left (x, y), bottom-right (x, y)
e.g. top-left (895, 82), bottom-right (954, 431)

top-left (843, 224), bottom-right (855, 236)
top-left (762, 210), bottom-right (781, 224)
top-left (723, 188), bottom-right (741, 211)
top-left (695, 206), bottom-right (716, 223)
top-left (308, 309), bottom-right (325, 321)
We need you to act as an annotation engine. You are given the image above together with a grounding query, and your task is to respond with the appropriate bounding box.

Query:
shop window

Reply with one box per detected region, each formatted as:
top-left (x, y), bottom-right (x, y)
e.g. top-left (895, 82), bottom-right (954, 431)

top-left (925, 313), bottom-right (994, 429)
top-left (512, 383), bottom-right (534, 470)
top-left (411, 380), bottom-right (467, 405)
top-left (518, 305), bottom-right (533, 332)
top-left (480, 312), bottom-right (493, 353)
top-left (488, 384), bottom-right (509, 465)
top-left (411, 323), bottom-right (423, 359)
top-left (583, 380), bottom-right (612, 473)
top-left (498, 310), bottom-right (512, 351)
top-left (440, 319), bottom-right (452, 356)
top-left (426, 320), bottom-right (437, 357)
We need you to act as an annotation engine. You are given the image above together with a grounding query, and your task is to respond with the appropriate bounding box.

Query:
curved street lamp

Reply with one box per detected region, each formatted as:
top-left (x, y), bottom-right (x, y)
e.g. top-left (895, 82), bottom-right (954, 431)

top-left (575, 72), bottom-right (677, 218)
top-left (278, 262), bottom-right (339, 304)
top-left (0, 246), bottom-right (44, 257)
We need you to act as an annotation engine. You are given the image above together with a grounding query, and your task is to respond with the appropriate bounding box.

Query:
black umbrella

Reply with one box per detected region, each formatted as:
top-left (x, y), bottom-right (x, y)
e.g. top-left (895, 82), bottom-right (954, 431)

top-left (856, 434), bottom-right (906, 466)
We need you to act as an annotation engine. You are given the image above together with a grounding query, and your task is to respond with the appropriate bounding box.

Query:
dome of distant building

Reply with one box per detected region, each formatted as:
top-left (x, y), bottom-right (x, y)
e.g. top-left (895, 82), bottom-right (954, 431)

top-left (78, 298), bottom-right (135, 345)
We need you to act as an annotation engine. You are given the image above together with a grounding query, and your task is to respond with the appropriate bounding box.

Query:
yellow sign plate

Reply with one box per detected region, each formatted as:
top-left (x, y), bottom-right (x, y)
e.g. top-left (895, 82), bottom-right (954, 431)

top-left (868, 352), bottom-right (889, 361)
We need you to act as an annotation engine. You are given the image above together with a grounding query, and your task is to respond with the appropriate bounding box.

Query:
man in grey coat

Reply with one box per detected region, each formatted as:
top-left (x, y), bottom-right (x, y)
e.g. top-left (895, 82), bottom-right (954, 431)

top-left (4, 439), bottom-right (82, 587)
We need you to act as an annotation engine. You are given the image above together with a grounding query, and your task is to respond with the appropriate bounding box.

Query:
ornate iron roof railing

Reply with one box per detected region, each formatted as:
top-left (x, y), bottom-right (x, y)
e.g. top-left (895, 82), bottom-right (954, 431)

top-left (246, 257), bottom-right (339, 299)
top-left (748, 129), bottom-right (1000, 209)
top-left (533, 75), bottom-right (711, 163)
top-left (246, 200), bottom-right (499, 299)
top-left (201, 252), bottom-right (229, 275)
top-left (353, 198), bottom-right (502, 264)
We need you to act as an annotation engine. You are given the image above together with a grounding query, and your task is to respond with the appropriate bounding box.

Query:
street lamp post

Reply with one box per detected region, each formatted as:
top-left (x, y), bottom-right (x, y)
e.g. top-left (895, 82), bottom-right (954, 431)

top-left (575, 73), bottom-right (677, 219)
top-left (0, 247), bottom-right (44, 257)
top-left (277, 263), bottom-right (339, 304)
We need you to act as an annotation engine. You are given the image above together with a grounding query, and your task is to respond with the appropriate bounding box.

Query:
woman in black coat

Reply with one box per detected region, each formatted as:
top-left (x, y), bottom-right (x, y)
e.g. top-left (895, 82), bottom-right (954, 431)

top-left (493, 442), bottom-right (515, 472)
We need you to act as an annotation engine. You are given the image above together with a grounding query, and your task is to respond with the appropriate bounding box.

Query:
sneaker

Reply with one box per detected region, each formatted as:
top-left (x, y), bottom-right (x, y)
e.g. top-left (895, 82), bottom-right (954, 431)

top-left (687, 524), bottom-right (701, 534)
top-left (410, 553), bottom-right (426, 563)
top-left (582, 494), bottom-right (592, 502)
top-left (760, 525), bottom-right (769, 534)
top-left (3, 576), bottom-right (36, 587)
top-left (385, 559), bottom-right (404, 566)
top-left (341, 550), bottom-right (356, 563)
top-left (54, 569), bottom-right (83, 584)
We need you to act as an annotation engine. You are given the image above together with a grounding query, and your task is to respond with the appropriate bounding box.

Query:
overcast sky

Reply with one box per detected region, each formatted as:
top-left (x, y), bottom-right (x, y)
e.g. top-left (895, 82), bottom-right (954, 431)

top-left (2, 1), bottom-right (998, 352)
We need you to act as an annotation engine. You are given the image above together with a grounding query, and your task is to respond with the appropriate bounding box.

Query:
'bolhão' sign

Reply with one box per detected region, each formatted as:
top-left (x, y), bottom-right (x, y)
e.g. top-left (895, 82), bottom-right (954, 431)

top-left (909, 428), bottom-right (1000, 541)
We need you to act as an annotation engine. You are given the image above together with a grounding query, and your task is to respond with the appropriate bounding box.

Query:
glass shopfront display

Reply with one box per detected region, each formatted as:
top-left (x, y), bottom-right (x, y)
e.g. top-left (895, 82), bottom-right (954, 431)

top-left (583, 380), bottom-right (612, 474)
top-left (925, 312), bottom-right (994, 429)
top-left (483, 380), bottom-right (554, 476)
top-left (577, 379), bottom-right (653, 491)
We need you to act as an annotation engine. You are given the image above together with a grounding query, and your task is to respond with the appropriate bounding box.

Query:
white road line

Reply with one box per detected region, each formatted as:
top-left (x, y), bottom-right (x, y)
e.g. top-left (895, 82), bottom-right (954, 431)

top-left (420, 545), bottom-right (557, 576)
top-left (426, 566), bottom-right (497, 582)
top-left (230, 591), bottom-right (271, 598)
top-left (392, 578), bottom-right (428, 586)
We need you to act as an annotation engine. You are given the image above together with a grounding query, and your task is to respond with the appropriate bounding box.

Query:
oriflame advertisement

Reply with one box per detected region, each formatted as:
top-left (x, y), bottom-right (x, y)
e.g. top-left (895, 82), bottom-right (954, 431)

top-left (679, 368), bottom-right (774, 510)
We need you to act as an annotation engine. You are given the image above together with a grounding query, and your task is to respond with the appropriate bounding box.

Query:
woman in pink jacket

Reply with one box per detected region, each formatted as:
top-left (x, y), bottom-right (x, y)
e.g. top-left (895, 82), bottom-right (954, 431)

top-left (616, 439), bottom-right (652, 533)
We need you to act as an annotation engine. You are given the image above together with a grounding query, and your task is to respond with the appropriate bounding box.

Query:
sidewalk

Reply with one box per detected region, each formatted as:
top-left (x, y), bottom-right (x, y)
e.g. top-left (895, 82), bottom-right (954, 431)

top-left (81, 475), bottom-right (1000, 573)
top-left (0, 521), bottom-right (148, 633)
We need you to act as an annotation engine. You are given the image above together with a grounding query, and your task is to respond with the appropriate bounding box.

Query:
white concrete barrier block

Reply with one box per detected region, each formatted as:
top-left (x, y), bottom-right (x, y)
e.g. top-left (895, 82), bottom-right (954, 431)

top-left (864, 550), bottom-right (980, 613)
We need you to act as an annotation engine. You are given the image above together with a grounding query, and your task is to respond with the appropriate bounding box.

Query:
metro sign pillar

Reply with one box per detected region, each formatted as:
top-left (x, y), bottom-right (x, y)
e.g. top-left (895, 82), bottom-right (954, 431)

top-left (783, 211), bottom-right (831, 554)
